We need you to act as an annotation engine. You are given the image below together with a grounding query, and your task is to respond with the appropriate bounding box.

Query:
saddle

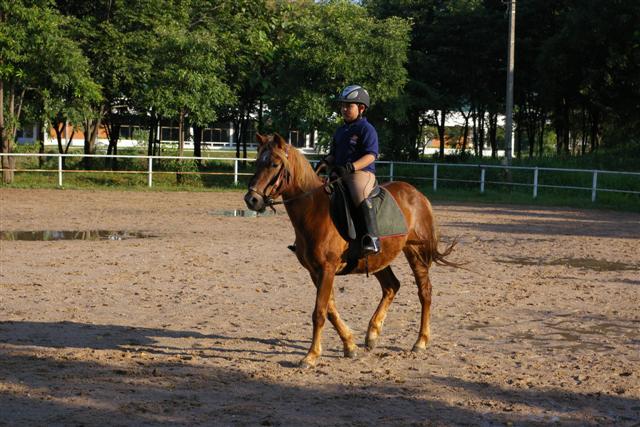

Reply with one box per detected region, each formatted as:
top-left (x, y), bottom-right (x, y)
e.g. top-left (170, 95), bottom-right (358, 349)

top-left (329, 181), bottom-right (408, 244)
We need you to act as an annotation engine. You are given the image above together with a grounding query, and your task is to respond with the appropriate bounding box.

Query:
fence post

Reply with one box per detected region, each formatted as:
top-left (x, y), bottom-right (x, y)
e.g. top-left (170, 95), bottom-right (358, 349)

top-left (433, 164), bottom-right (438, 191)
top-left (480, 167), bottom-right (486, 193)
top-left (58, 155), bottom-right (63, 187)
top-left (533, 167), bottom-right (539, 199)
top-left (147, 157), bottom-right (153, 187)
top-left (592, 170), bottom-right (598, 202)
top-left (234, 159), bottom-right (239, 185)
top-left (389, 161), bottom-right (394, 182)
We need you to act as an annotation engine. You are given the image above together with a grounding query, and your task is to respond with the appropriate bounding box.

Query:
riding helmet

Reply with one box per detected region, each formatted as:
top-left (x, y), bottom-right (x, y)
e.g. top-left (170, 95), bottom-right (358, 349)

top-left (337, 85), bottom-right (370, 108)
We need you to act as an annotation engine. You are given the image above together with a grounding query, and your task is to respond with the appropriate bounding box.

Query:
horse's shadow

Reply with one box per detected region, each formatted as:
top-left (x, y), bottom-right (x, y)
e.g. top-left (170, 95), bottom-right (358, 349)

top-left (0, 320), bottom-right (310, 359)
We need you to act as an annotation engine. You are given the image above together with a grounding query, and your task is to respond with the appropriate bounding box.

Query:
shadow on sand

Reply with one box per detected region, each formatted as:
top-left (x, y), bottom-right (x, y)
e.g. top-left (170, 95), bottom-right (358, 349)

top-left (1, 321), bottom-right (638, 426)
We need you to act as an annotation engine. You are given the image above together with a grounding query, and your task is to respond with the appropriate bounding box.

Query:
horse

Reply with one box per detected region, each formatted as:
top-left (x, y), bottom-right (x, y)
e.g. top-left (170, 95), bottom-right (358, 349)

top-left (244, 133), bottom-right (457, 368)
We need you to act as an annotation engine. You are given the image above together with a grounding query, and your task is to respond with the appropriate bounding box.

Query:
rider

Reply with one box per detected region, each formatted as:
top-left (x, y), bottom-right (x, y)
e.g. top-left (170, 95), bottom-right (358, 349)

top-left (316, 84), bottom-right (380, 255)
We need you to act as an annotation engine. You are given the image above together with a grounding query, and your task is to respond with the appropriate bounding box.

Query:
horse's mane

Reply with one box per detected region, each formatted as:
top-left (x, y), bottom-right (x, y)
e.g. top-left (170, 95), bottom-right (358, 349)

top-left (265, 134), bottom-right (322, 191)
top-left (287, 143), bottom-right (323, 191)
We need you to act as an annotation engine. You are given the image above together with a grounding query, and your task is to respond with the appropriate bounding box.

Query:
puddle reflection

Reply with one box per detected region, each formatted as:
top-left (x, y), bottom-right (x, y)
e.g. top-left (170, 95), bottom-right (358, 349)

top-left (209, 209), bottom-right (283, 217)
top-left (0, 230), bottom-right (154, 241)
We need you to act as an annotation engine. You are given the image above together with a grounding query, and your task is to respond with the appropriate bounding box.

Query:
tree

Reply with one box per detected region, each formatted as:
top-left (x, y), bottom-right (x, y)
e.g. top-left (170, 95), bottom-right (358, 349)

top-left (1, 0), bottom-right (99, 183)
top-left (364, 0), bottom-right (504, 159)
top-left (55, 0), bottom-right (155, 168)
top-left (264, 0), bottom-right (409, 151)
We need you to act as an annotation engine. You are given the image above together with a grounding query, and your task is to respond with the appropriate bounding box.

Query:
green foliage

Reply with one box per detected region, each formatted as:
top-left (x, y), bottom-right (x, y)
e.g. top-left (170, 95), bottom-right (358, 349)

top-left (1, 0), bottom-right (100, 141)
top-left (143, 1), bottom-right (233, 124)
top-left (265, 0), bottom-right (410, 136)
top-left (3, 0), bottom-right (638, 171)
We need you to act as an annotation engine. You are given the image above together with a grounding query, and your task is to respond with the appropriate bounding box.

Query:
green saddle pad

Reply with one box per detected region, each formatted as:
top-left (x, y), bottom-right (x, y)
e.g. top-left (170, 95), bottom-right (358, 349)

top-left (329, 184), bottom-right (408, 242)
top-left (374, 187), bottom-right (408, 239)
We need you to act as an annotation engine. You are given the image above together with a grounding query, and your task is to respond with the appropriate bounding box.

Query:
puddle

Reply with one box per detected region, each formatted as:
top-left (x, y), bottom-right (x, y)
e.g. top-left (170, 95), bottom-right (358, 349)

top-left (496, 256), bottom-right (638, 272)
top-left (466, 318), bottom-right (637, 352)
top-left (209, 209), bottom-right (283, 217)
top-left (0, 230), bottom-right (154, 241)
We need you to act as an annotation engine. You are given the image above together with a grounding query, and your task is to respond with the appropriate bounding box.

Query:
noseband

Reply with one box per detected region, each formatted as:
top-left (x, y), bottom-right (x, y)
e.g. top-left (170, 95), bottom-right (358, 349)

top-left (249, 143), bottom-right (291, 210)
top-left (249, 163), bottom-right (290, 209)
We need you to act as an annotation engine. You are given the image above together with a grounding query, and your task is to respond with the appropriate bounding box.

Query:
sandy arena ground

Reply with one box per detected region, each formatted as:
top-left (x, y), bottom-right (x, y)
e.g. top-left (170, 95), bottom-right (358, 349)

top-left (0, 188), bottom-right (639, 426)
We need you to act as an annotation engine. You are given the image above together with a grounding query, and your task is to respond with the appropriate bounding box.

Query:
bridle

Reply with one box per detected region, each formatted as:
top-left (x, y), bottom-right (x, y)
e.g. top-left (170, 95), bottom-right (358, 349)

top-left (248, 142), bottom-right (292, 210)
top-left (248, 142), bottom-right (342, 212)
top-left (248, 161), bottom-right (291, 209)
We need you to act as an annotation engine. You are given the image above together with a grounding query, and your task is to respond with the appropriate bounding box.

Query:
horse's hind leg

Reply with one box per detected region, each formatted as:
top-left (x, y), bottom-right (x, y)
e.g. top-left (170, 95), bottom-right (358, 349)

top-left (366, 266), bottom-right (401, 350)
top-left (328, 291), bottom-right (358, 358)
top-left (404, 248), bottom-right (432, 352)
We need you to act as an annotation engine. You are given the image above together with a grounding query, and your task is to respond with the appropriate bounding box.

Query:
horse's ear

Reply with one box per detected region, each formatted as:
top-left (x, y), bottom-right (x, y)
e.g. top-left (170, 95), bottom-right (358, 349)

top-left (255, 133), bottom-right (269, 146)
top-left (273, 133), bottom-right (288, 148)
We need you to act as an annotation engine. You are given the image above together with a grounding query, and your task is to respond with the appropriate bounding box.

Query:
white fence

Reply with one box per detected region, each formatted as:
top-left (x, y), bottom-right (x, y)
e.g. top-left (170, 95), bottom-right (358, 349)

top-left (1, 152), bottom-right (639, 203)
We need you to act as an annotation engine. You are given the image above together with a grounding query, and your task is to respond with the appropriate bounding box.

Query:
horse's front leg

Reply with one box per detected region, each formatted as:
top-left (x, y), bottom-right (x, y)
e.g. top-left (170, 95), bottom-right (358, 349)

top-left (328, 290), bottom-right (358, 358)
top-left (300, 268), bottom-right (335, 369)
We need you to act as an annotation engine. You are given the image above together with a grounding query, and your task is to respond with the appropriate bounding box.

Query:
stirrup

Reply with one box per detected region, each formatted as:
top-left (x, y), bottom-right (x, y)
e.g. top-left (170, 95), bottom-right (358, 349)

top-left (362, 235), bottom-right (380, 254)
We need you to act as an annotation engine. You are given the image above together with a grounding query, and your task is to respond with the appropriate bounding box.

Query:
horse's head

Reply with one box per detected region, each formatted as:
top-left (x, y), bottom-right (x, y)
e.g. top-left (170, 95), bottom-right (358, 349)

top-left (244, 133), bottom-right (292, 212)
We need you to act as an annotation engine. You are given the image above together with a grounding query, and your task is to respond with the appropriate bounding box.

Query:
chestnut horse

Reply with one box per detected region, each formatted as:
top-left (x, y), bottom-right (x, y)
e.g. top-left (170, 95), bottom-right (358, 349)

top-left (244, 133), bottom-right (456, 368)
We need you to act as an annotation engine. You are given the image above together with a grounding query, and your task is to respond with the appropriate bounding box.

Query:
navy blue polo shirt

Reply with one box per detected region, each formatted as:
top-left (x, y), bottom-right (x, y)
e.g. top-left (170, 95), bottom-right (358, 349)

top-left (330, 117), bottom-right (379, 173)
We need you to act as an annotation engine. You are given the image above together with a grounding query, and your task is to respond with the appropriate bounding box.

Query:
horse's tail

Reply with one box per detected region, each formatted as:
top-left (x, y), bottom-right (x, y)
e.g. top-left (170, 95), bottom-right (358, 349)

top-left (405, 196), bottom-right (463, 269)
top-left (406, 235), bottom-right (460, 269)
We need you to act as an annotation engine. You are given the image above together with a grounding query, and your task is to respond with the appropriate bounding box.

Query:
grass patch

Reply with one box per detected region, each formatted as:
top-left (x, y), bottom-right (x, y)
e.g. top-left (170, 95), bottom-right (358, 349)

top-left (403, 179), bottom-right (640, 212)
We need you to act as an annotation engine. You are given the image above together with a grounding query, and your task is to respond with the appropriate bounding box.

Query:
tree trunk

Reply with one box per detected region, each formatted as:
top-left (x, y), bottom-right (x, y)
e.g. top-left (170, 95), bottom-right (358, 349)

top-left (177, 109), bottom-right (185, 184)
top-left (1, 80), bottom-right (14, 184)
top-left (526, 119), bottom-right (535, 159)
top-left (478, 109), bottom-right (486, 158)
top-left (105, 120), bottom-right (120, 170)
top-left (460, 110), bottom-right (470, 155)
top-left (83, 109), bottom-right (103, 169)
top-left (554, 107), bottom-right (563, 156)
top-left (147, 110), bottom-right (158, 157)
top-left (1, 135), bottom-right (14, 184)
top-left (193, 124), bottom-right (202, 162)
top-left (538, 113), bottom-right (546, 157)
top-left (472, 109), bottom-right (478, 156)
top-left (234, 119), bottom-right (241, 159)
top-left (52, 119), bottom-right (75, 169)
top-left (435, 110), bottom-right (447, 160)
top-left (515, 109), bottom-right (523, 160)
top-left (242, 110), bottom-right (249, 161)
top-left (38, 122), bottom-right (45, 168)
top-left (488, 111), bottom-right (498, 158)
top-left (590, 109), bottom-right (600, 153)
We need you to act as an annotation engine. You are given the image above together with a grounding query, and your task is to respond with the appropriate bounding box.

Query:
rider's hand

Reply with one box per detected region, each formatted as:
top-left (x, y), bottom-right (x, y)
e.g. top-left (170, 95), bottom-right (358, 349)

top-left (345, 162), bottom-right (355, 174)
top-left (330, 163), bottom-right (354, 179)
top-left (314, 159), bottom-right (330, 174)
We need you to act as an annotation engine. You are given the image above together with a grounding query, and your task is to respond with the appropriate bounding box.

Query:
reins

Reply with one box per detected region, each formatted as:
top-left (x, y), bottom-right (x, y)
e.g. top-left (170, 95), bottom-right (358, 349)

top-left (268, 176), bottom-right (343, 211)
top-left (252, 140), bottom-right (343, 213)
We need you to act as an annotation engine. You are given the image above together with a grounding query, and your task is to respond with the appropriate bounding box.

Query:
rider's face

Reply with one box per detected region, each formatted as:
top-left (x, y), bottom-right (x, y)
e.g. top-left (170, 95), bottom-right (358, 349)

top-left (340, 102), bottom-right (362, 123)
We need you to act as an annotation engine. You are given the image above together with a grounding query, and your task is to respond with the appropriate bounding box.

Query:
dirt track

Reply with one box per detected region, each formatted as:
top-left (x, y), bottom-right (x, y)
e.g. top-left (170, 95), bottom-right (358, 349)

top-left (1, 188), bottom-right (639, 426)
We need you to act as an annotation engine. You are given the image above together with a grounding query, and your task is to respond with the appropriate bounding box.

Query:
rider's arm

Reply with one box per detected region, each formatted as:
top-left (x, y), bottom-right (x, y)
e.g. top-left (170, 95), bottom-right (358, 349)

top-left (351, 154), bottom-right (375, 171)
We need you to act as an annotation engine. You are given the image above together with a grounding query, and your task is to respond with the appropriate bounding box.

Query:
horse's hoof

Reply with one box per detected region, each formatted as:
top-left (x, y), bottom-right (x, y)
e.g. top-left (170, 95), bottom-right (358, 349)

top-left (365, 336), bottom-right (378, 351)
top-left (298, 358), bottom-right (316, 369)
top-left (412, 344), bottom-right (427, 353)
top-left (344, 346), bottom-right (359, 359)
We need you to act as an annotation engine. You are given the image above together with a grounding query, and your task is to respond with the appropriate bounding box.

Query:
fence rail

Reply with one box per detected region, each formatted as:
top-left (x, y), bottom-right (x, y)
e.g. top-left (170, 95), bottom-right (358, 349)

top-left (1, 152), bottom-right (639, 202)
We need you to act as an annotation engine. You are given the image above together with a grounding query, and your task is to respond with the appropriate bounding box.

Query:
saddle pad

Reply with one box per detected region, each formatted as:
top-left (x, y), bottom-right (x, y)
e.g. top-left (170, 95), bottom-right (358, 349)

top-left (374, 188), bottom-right (408, 239)
top-left (330, 184), bottom-right (408, 242)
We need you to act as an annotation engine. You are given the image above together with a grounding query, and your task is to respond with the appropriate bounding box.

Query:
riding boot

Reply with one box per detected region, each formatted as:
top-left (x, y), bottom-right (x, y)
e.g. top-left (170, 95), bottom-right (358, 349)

top-left (359, 198), bottom-right (380, 255)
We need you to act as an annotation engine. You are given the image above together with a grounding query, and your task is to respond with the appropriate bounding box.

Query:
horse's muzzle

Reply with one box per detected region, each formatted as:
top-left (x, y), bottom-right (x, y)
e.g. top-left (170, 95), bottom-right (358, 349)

top-left (244, 190), bottom-right (265, 212)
